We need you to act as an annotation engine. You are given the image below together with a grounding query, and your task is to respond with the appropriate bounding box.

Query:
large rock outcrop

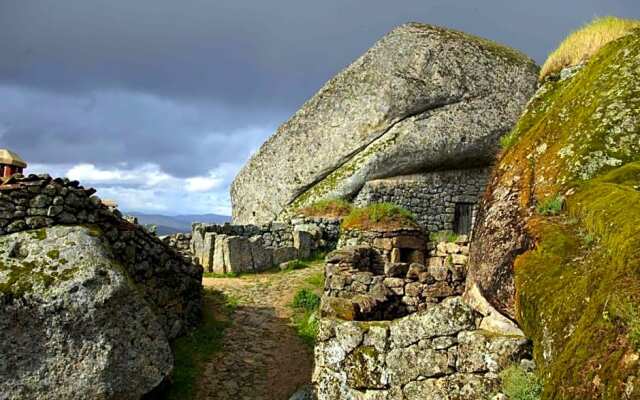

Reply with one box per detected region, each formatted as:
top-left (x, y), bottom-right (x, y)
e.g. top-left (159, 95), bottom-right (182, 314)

top-left (231, 22), bottom-right (538, 225)
top-left (0, 226), bottom-right (172, 399)
top-left (467, 29), bottom-right (640, 398)
top-left (0, 174), bottom-right (203, 399)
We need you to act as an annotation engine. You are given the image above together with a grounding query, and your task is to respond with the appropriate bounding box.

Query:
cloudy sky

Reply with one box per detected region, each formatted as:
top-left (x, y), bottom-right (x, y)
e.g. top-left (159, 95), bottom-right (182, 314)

top-left (1, 1), bottom-right (638, 216)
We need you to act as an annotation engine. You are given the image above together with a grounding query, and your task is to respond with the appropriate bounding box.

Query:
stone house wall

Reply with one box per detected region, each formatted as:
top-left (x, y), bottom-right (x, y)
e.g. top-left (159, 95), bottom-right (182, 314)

top-left (353, 168), bottom-right (490, 233)
top-left (0, 174), bottom-right (202, 339)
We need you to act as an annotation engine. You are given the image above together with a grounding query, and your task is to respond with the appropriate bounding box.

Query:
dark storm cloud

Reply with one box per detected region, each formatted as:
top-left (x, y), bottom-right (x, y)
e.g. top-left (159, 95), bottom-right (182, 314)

top-left (0, 0), bottom-right (639, 184)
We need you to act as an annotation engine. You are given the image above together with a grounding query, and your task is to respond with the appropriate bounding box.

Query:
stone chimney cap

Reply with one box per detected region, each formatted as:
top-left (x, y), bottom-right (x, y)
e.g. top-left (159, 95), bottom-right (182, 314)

top-left (0, 149), bottom-right (27, 168)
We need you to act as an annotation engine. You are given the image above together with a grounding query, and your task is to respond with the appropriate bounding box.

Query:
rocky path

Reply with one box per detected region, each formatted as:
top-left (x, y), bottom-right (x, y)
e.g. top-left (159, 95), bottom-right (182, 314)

top-left (196, 264), bottom-right (323, 400)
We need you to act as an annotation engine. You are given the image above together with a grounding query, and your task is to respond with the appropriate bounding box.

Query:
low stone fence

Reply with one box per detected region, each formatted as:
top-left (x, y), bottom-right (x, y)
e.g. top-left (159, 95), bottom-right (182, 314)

top-left (161, 232), bottom-right (192, 258)
top-left (314, 236), bottom-right (533, 399)
top-left (191, 216), bottom-right (341, 274)
top-left (0, 174), bottom-right (202, 339)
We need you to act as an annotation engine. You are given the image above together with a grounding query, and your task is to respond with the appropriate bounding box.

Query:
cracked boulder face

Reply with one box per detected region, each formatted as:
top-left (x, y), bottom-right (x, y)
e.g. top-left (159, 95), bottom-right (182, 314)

top-left (231, 22), bottom-right (539, 224)
top-left (0, 226), bottom-right (173, 400)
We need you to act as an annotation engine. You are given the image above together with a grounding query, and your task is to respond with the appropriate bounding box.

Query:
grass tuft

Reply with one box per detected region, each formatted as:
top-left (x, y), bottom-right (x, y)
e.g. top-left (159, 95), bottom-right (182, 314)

top-left (429, 231), bottom-right (459, 243)
top-left (540, 16), bottom-right (640, 80)
top-left (291, 288), bottom-right (322, 346)
top-left (292, 288), bottom-right (321, 311)
top-left (298, 198), bottom-right (353, 218)
top-left (500, 365), bottom-right (543, 400)
top-left (341, 203), bottom-right (417, 231)
top-left (536, 195), bottom-right (564, 216)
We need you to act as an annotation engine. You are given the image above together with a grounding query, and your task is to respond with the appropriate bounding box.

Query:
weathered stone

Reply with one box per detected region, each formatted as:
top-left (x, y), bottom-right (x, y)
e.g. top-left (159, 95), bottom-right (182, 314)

top-left (386, 345), bottom-right (453, 385)
top-left (223, 236), bottom-right (254, 273)
top-left (403, 373), bottom-right (498, 400)
top-left (250, 236), bottom-right (273, 271)
top-left (456, 330), bottom-right (530, 373)
top-left (232, 22), bottom-right (538, 225)
top-left (0, 226), bottom-right (172, 399)
top-left (272, 246), bottom-right (298, 266)
top-left (389, 297), bottom-right (476, 348)
top-left (293, 230), bottom-right (313, 259)
top-left (384, 262), bottom-right (409, 278)
top-left (212, 233), bottom-right (228, 273)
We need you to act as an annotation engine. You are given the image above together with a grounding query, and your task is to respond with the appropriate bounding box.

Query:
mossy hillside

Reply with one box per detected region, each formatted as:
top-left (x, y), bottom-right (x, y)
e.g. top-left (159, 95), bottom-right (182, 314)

top-left (516, 165), bottom-right (640, 399)
top-left (499, 30), bottom-right (640, 202)
top-left (500, 30), bottom-right (640, 399)
top-left (297, 198), bottom-right (353, 218)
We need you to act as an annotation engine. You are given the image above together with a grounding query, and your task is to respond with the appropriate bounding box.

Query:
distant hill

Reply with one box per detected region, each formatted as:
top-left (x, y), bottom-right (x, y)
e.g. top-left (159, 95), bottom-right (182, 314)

top-left (127, 213), bottom-right (231, 235)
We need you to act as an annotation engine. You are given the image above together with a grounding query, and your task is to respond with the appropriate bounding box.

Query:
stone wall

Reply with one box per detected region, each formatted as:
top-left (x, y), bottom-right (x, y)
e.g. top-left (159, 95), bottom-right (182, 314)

top-left (0, 174), bottom-right (202, 339)
top-left (353, 168), bottom-right (490, 233)
top-left (161, 232), bottom-right (193, 258)
top-left (191, 216), bottom-right (341, 274)
top-left (314, 238), bottom-right (533, 399)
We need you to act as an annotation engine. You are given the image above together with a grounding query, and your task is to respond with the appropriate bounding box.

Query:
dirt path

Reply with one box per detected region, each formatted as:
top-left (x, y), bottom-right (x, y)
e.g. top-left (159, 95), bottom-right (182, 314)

top-left (196, 264), bottom-right (323, 400)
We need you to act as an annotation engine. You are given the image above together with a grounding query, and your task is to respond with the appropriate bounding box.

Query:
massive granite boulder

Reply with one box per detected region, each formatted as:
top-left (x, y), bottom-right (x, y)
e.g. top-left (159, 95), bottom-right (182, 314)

top-left (0, 174), bottom-right (203, 399)
top-left (467, 29), bottom-right (640, 398)
top-left (0, 226), bottom-right (172, 399)
top-left (231, 22), bottom-right (539, 224)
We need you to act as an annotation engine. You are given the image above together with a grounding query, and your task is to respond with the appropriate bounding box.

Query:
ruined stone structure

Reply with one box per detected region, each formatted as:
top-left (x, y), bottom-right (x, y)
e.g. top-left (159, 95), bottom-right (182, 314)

top-left (190, 216), bottom-right (341, 273)
top-left (315, 237), bottom-right (532, 399)
top-left (353, 168), bottom-right (490, 233)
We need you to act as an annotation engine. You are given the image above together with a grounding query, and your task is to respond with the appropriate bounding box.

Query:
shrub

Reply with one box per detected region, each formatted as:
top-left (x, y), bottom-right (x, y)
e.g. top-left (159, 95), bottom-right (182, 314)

top-left (540, 16), bottom-right (640, 80)
top-left (536, 195), bottom-right (564, 216)
top-left (500, 365), bottom-right (543, 400)
top-left (292, 310), bottom-right (319, 346)
top-left (298, 198), bottom-right (353, 218)
top-left (292, 288), bottom-right (321, 311)
top-left (341, 203), bottom-right (417, 231)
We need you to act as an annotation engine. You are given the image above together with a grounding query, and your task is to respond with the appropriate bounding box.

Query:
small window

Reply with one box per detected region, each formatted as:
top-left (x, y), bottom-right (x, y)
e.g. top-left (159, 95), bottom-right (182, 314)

top-left (454, 203), bottom-right (474, 235)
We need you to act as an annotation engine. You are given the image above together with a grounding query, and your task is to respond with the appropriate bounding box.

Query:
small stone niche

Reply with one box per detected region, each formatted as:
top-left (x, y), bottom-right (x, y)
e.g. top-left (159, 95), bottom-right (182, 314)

top-left (338, 226), bottom-right (426, 267)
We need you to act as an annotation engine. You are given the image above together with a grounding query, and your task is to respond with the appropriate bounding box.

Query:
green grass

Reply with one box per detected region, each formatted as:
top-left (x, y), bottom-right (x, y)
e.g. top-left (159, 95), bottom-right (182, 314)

top-left (500, 365), bottom-right (543, 400)
top-left (202, 271), bottom-right (240, 278)
top-left (292, 288), bottom-right (321, 311)
top-left (305, 272), bottom-right (325, 289)
top-left (341, 203), bottom-right (417, 231)
top-left (540, 16), bottom-right (640, 80)
top-left (536, 195), bottom-right (564, 216)
top-left (291, 287), bottom-right (322, 346)
top-left (297, 198), bottom-right (353, 218)
top-left (153, 289), bottom-right (234, 400)
top-left (429, 230), bottom-right (459, 243)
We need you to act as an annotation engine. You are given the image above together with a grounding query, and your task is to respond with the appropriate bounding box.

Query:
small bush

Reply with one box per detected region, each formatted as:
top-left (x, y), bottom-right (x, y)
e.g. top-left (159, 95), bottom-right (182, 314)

top-left (292, 288), bottom-right (321, 311)
top-left (536, 195), bottom-right (564, 216)
top-left (341, 203), bottom-right (417, 231)
top-left (500, 365), bottom-right (543, 400)
top-left (298, 198), bottom-right (353, 218)
top-left (429, 230), bottom-right (459, 243)
top-left (305, 272), bottom-right (325, 289)
top-left (540, 16), bottom-right (640, 80)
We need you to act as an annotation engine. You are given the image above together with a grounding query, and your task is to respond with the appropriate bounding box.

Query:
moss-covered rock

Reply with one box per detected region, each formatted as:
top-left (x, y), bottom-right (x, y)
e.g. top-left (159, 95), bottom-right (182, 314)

top-left (468, 29), bottom-right (640, 399)
top-left (0, 226), bottom-right (173, 400)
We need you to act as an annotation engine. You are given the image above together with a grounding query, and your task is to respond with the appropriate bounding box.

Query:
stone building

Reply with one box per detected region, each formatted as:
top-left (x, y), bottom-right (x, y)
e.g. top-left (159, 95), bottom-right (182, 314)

top-left (0, 149), bottom-right (27, 178)
top-left (353, 167), bottom-right (491, 234)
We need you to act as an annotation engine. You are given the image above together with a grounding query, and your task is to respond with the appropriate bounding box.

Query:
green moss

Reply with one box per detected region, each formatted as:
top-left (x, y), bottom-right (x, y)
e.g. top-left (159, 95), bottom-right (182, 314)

top-left (341, 203), bottom-right (418, 231)
top-left (499, 365), bottom-right (543, 400)
top-left (297, 198), bottom-right (352, 218)
top-left (516, 163), bottom-right (640, 399)
top-left (429, 231), bottom-right (459, 243)
top-left (46, 250), bottom-right (60, 260)
top-left (31, 229), bottom-right (47, 241)
top-left (500, 30), bottom-right (640, 399)
top-left (536, 195), bottom-right (564, 216)
top-left (0, 259), bottom-right (78, 298)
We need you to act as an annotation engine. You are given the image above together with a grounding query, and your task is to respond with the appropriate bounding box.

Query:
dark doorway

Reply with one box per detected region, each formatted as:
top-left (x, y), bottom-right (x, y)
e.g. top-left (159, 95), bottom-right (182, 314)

top-left (454, 203), bottom-right (474, 235)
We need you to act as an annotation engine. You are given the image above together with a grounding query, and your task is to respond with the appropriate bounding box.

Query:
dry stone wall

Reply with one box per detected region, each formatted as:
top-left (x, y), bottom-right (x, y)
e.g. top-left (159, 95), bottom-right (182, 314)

top-left (0, 174), bottom-right (202, 339)
top-left (315, 237), bottom-right (533, 399)
top-left (353, 168), bottom-right (490, 232)
top-left (191, 217), bottom-right (340, 273)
